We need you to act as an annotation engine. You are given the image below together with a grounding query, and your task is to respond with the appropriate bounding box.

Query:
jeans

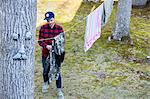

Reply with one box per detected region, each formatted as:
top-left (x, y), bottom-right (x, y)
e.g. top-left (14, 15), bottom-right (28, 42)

top-left (42, 57), bottom-right (62, 88)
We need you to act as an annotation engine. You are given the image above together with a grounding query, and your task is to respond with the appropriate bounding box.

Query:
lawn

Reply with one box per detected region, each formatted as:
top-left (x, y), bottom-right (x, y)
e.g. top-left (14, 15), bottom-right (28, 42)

top-left (34, 1), bottom-right (150, 99)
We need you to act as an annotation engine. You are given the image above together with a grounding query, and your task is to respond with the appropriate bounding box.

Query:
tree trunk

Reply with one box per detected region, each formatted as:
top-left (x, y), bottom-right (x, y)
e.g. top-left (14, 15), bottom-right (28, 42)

top-left (112, 0), bottom-right (132, 40)
top-left (0, 0), bottom-right (37, 99)
top-left (132, 0), bottom-right (147, 6)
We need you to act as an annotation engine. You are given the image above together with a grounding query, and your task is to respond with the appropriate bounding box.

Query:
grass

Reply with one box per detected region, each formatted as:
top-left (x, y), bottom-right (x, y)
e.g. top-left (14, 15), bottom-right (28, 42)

top-left (34, 1), bottom-right (150, 99)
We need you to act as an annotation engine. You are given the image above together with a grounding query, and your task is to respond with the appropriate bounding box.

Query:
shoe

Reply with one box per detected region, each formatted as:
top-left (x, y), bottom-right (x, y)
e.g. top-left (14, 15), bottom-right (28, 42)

top-left (108, 36), bottom-right (111, 41)
top-left (57, 88), bottom-right (64, 98)
top-left (42, 81), bottom-right (49, 93)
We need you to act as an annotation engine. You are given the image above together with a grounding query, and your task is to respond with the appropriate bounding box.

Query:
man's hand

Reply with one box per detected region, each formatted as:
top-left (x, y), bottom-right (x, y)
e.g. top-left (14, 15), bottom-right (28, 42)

top-left (46, 45), bottom-right (52, 50)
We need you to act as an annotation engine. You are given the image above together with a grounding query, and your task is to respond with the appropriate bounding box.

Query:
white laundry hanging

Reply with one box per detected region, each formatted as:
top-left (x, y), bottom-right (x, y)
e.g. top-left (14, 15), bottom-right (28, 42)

top-left (84, 3), bottom-right (104, 52)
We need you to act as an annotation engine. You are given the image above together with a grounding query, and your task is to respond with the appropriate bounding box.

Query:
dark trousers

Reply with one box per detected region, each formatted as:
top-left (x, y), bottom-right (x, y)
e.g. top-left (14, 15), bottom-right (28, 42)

top-left (42, 57), bottom-right (62, 88)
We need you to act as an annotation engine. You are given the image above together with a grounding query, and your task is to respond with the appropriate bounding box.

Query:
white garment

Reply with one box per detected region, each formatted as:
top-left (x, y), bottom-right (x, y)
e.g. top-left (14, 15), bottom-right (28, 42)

top-left (84, 3), bottom-right (104, 52)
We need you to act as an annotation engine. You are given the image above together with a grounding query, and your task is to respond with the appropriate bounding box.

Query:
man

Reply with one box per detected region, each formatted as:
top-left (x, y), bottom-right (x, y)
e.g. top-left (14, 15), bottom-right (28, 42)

top-left (38, 11), bottom-right (64, 97)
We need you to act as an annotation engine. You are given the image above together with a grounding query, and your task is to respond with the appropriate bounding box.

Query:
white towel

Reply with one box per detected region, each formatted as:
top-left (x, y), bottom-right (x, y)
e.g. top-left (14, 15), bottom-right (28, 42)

top-left (84, 3), bottom-right (104, 52)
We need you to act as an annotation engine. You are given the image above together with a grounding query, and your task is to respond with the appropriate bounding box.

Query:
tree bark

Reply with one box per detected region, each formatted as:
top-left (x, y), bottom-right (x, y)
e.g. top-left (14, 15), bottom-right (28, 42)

top-left (0, 0), bottom-right (37, 99)
top-left (132, 0), bottom-right (147, 6)
top-left (112, 0), bottom-right (132, 40)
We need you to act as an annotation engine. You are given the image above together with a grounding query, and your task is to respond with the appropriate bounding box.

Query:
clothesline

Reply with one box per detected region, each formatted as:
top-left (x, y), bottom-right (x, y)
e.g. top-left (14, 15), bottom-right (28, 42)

top-left (37, 0), bottom-right (114, 53)
top-left (84, 0), bottom-right (113, 52)
top-left (36, 1), bottom-right (102, 42)
top-left (37, 16), bottom-right (87, 42)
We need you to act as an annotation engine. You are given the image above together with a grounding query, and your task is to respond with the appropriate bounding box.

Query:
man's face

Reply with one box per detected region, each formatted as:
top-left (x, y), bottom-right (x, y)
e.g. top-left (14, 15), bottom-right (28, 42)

top-left (48, 18), bottom-right (55, 25)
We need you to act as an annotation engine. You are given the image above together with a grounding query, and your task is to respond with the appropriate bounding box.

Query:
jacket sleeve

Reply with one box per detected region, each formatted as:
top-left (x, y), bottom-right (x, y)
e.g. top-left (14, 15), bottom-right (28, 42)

top-left (60, 26), bottom-right (64, 33)
top-left (38, 26), bottom-right (48, 48)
